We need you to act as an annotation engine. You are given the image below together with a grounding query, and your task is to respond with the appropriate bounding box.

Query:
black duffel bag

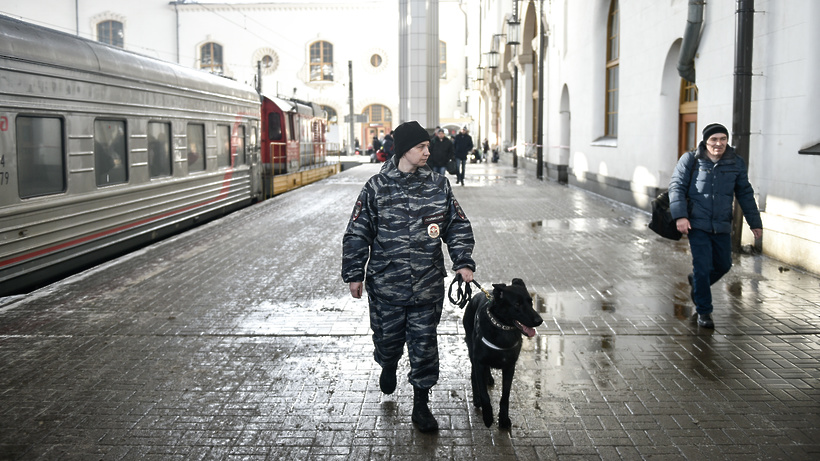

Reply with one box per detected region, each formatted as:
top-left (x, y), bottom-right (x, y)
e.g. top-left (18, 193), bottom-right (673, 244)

top-left (446, 158), bottom-right (458, 175)
top-left (648, 191), bottom-right (683, 240)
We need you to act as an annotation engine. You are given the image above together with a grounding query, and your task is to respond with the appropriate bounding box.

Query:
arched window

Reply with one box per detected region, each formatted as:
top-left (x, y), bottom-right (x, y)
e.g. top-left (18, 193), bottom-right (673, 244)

top-left (605, 0), bottom-right (619, 137)
top-left (321, 105), bottom-right (338, 124)
top-left (439, 41), bottom-right (447, 79)
top-left (97, 20), bottom-right (123, 48)
top-left (309, 41), bottom-right (333, 82)
top-left (201, 42), bottom-right (223, 74)
top-left (363, 105), bottom-right (392, 125)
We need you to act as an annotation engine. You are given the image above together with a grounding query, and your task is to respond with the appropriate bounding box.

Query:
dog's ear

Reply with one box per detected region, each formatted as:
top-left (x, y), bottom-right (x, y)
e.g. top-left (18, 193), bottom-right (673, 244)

top-left (492, 283), bottom-right (506, 298)
top-left (511, 278), bottom-right (526, 288)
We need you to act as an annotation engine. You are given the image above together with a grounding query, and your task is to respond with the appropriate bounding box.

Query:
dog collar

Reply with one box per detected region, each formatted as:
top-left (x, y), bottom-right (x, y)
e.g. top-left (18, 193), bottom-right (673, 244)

top-left (481, 336), bottom-right (521, 351)
top-left (486, 307), bottom-right (516, 331)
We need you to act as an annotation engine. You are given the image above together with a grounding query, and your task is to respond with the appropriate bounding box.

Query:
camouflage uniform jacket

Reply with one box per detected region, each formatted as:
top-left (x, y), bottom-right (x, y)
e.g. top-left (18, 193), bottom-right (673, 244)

top-left (342, 158), bottom-right (476, 306)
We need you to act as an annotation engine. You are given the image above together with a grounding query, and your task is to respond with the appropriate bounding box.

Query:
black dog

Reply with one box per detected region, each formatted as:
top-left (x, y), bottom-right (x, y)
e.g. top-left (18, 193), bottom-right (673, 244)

top-left (463, 278), bottom-right (543, 429)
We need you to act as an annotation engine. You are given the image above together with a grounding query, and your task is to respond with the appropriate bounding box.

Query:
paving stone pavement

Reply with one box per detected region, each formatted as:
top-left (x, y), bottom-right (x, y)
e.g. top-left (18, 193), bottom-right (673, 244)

top-left (1, 161), bottom-right (819, 460)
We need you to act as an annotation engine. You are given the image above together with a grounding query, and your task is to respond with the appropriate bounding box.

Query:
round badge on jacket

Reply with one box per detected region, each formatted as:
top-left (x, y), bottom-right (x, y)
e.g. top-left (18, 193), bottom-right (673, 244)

top-left (427, 223), bottom-right (440, 239)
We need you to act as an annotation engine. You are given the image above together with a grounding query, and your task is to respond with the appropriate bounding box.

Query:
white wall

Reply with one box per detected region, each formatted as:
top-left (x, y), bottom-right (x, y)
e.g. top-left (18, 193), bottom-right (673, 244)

top-left (0, 0), bottom-right (177, 62)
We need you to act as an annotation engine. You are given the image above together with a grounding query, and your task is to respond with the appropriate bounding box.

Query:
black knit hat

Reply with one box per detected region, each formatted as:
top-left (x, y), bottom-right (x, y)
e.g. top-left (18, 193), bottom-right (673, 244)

top-left (702, 123), bottom-right (729, 142)
top-left (393, 121), bottom-right (430, 157)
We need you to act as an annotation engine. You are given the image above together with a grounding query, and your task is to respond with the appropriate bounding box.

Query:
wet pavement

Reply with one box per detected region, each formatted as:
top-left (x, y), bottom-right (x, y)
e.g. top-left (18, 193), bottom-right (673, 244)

top-left (1, 161), bottom-right (819, 460)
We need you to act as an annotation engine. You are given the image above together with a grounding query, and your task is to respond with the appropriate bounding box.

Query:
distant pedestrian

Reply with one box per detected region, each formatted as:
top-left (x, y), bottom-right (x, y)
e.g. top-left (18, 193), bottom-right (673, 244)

top-left (668, 123), bottom-right (763, 329)
top-left (342, 120), bottom-right (476, 432)
top-left (382, 131), bottom-right (394, 158)
top-left (482, 139), bottom-right (490, 163)
top-left (453, 126), bottom-right (473, 185)
top-left (427, 129), bottom-right (454, 175)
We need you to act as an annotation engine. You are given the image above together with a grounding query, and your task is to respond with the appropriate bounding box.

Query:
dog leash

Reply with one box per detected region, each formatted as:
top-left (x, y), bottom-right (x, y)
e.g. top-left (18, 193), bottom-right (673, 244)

top-left (448, 273), bottom-right (492, 309)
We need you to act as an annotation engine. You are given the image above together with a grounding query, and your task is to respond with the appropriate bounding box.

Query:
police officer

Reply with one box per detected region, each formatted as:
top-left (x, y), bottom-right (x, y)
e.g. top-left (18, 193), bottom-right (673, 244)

top-left (342, 120), bottom-right (476, 432)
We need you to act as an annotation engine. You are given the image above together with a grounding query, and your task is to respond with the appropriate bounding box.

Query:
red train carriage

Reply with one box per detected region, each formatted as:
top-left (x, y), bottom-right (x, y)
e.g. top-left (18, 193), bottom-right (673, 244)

top-left (260, 95), bottom-right (328, 197)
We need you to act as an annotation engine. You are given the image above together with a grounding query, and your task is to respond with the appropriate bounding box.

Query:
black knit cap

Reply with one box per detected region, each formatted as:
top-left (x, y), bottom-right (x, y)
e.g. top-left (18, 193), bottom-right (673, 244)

top-left (702, 123), bottom-right (729, 142)
top-left (393, 121), bottom-right (430, 157)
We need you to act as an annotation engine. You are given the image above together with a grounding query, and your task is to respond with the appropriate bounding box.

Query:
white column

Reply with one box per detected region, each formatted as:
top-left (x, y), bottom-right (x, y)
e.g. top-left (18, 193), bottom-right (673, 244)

top-left (399, 0), bottom-right (439, 127)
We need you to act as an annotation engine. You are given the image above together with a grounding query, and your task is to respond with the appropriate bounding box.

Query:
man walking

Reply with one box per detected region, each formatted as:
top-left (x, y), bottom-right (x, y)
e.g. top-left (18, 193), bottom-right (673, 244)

top-left (668, 123), bottom-right (763, 328)
top-left (427, 129), bottom-right (454, 175)
top-left (453, 126), bottom-right (473, 185)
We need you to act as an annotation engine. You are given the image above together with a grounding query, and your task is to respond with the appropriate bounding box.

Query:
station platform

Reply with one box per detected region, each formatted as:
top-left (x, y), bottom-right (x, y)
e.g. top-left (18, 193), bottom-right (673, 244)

top-left (1, 160), bottom-right (818, 460)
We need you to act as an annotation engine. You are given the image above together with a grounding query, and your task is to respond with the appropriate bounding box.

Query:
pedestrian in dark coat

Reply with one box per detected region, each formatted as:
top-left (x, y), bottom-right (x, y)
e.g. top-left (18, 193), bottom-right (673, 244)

top-left (427, 129), bottom-right (454, 175)
top-left (453, 126), bottom-right (473, 185)
top-left (382, 131), bottom-right (395, 158)
top-left (668, 123), bottom-right (763, 329)
top-left (342, 121), bottom-right (476, 432)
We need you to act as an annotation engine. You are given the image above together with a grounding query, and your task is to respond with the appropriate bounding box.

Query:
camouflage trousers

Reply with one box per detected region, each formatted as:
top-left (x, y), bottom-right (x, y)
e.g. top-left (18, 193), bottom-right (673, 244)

top-left (368, 295), bottom-right (443, 390)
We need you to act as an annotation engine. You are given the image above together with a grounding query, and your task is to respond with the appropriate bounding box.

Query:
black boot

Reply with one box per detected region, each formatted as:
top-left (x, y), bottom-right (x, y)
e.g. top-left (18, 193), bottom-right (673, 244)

top-left (412, 386), bottom-right (438, 432)
top-left (379, 363), bottom-right (397, 395)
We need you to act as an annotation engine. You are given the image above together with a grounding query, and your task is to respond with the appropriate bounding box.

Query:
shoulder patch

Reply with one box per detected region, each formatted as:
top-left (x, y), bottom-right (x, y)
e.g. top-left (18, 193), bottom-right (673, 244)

top-left (351, 200), bottom-right (363, 221)
top-left (453, 199), bottom-right (467, 220)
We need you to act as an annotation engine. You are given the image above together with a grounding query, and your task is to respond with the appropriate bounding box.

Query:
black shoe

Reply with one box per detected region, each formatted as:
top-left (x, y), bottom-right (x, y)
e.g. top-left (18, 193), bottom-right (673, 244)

top-left (379, 363), bottom-right (398, 395)
top-left (690, 312), bottom-right (699, 323)
top-left (697, 313), bottom-right (714, 329)
top-left (412, 387), bottom-right (439, 432)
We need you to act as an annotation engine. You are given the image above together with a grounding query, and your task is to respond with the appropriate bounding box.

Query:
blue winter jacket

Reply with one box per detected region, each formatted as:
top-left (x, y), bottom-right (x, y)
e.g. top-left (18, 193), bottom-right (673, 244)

top-left (668, 143), bottom-right (762, 234)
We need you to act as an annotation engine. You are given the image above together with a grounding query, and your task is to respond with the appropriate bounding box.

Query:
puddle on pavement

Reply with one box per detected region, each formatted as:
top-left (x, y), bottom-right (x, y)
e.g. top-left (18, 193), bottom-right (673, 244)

top-left (467, 175), bottom-right (526, 187)
top-left (492, 216), bottom-right (654, 234)
top-left (532, 286), bottom-right (691, 321)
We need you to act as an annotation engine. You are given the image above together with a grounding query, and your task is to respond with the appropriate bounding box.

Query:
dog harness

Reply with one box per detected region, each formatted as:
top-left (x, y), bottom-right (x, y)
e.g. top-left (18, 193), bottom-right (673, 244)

top-left (481, 336), bottom-right (521, 351)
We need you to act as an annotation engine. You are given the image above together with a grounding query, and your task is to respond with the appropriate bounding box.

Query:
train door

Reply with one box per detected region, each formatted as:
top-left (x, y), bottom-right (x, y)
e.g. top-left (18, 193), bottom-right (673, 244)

top-left (287, 112), bottom-right (300, 171)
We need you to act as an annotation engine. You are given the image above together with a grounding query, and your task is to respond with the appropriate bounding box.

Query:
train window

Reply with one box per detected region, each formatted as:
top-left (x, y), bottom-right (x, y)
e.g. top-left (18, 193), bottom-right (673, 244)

top-left (16, 116), bottom-right (65, 198)
top-left (268, 113), bottom-right (282, 141)
top-left (217, 125), bottom-right (231, 168)
top-left (147, 122), bottom-right (172, 178)
top-left (94, 120), bottom-right (128, 187)
top-left (187, 124), bottom-right (206, 172)
top-left (233, 126), bottom-right (246, 165)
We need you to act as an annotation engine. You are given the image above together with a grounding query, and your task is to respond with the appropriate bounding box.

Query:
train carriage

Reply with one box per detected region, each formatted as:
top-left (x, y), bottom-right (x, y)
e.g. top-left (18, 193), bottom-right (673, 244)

top-left (260, 94), bottom-right (329, 198)
top-left (0, 15), bottom-right (262, 296)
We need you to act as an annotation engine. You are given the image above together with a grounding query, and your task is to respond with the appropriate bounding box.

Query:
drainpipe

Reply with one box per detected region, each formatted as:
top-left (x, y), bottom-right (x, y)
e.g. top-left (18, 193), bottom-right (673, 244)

top-left (536, 0), bottom-right (546, 180)
top-left (731, 0), bottom-right (755, 252)
top-left (170, 1), bottom-right (181, 64)
top-left (677, 0), bottom-right (704, 82)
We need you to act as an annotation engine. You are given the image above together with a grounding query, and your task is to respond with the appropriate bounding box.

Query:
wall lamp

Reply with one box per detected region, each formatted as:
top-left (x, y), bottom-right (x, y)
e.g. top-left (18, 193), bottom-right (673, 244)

top-left (486, 51), bottom-right (499, 69)
top-left (506, 18), bottom-right (521, 46)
